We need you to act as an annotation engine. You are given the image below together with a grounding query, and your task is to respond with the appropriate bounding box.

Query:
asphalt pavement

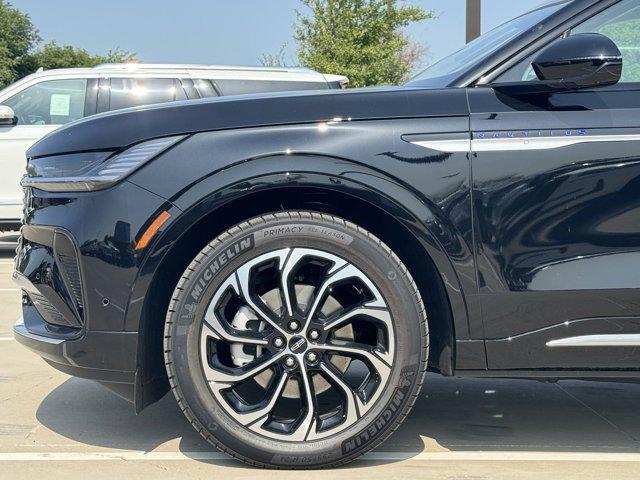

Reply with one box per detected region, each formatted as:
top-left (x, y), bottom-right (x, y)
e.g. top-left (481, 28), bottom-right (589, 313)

top-left (1, 251), bottom-right (640, 479)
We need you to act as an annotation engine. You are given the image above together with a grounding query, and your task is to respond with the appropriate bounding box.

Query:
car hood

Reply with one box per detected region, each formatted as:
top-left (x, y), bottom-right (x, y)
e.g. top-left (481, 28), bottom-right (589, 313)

top-left (28, 85), bottom-right (465, 158)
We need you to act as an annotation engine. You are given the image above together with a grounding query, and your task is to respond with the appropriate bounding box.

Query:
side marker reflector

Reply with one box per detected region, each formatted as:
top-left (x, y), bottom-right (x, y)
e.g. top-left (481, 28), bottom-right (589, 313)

top-left (136, 211), bottom-right (171, 250)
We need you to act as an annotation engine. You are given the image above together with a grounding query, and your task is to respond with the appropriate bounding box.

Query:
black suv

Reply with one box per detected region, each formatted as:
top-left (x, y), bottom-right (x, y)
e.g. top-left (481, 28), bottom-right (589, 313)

top-left (13, 0), bottom-right (640, 469)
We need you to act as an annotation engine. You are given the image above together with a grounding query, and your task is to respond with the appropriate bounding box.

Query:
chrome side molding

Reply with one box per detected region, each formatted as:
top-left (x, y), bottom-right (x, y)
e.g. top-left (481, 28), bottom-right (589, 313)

top-left (547, 334), bottom-right (640, 347)
top-left (473, 134), bottom-right (640, 152)
top-left (410, 139), bottom-right (471, 153)
top-left (411, 133), bottom-right (640, 153)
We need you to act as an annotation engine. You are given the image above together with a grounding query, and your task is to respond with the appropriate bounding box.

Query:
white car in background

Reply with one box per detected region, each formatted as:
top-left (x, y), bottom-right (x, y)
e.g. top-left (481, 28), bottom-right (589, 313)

top-left (0, 63), bottom-right (348, 230)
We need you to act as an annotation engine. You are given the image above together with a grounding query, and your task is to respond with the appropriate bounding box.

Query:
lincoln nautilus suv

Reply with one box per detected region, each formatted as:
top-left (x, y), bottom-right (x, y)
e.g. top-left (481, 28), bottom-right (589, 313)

top-left (12, 0), bottom-right (640, 468)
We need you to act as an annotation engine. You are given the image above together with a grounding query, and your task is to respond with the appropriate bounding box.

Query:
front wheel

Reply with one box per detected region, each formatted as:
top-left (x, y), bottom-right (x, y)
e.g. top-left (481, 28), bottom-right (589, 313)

top-left (164, 211), bottom-right (428, 468)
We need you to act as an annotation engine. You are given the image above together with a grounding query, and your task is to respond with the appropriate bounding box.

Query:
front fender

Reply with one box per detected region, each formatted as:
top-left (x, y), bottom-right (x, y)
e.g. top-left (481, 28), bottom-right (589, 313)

top-left (124, 118), bottom-right (479, 410)
top-left (126, 153), bottom-right (471, 339)
top-left (127, 117), bottom-right (475, 327)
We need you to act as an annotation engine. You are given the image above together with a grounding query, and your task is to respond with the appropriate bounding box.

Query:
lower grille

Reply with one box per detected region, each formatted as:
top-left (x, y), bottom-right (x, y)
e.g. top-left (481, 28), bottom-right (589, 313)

top-left (16, 226), bottom-right (86, 329)
top-left (28, 291), bottom-right (68, 326)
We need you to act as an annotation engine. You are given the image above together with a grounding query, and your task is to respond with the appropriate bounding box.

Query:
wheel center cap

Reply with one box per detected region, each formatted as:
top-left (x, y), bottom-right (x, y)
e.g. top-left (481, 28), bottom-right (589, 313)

top-left (288, 336), bottom-right (308, 354)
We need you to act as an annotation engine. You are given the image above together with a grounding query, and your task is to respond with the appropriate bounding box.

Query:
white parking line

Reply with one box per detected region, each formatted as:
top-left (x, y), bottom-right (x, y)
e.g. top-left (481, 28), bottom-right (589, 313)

top-left (373, 451), bottom-right (640, 462)
top-left (0, 288), bottom-right (19, 292)
top-left (1, 451), bottom-right (640, 462)
top-left (0, 337), bottom-right (14, 341)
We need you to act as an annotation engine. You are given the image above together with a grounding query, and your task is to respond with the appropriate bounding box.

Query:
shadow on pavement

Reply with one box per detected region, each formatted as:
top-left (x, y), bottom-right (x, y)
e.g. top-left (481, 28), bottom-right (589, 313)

top-left (35, 374), bottom-right (640, 468)
top-left (35, 378), bottom-right (206, 452)
top-left (393, 375), bottom-right (640, 452)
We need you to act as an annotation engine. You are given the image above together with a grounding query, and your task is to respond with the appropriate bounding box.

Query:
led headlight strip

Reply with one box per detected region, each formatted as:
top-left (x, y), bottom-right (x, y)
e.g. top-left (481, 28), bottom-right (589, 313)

top-left (23, 135), bottom-right (186, 192)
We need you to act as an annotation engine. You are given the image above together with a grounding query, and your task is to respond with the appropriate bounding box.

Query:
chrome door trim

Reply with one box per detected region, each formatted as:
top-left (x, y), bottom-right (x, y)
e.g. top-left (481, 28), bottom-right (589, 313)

top-left (410, 139), bottom-right (471, 153)
top-left (411, 133), bottom-right (640, 153)
top-left (473, 134), bottom-right (640, 152)
top-left (547, 334), bottom-right (640, 347)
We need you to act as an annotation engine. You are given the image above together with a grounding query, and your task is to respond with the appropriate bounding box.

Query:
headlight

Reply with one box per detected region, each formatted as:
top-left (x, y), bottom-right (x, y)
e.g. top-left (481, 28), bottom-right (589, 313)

top-left (22, 135), bottom-right (186, 192)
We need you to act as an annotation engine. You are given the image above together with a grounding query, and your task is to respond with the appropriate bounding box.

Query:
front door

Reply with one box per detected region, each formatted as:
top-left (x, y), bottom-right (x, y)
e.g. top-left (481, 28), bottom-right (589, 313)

top-left (470, 0), bottom-right (640, 370)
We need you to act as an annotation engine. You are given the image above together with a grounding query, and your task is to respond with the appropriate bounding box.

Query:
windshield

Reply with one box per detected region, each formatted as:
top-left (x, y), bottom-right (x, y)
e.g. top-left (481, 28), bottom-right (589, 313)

top-left (407, 1), bottom-right (570, 87)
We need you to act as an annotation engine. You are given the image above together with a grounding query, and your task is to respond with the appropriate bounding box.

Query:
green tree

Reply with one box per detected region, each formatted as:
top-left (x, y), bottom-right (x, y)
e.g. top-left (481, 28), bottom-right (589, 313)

top-left (259, 44), bottom-right (292, 68)
top-left (294, 0), bottom-right (432, 87)
top-left (22, 42), bottom-right (136, 73)
top-left (0, 1), bottom-right (137, 88)
top-left (0, 0), bottom-right (40, 87)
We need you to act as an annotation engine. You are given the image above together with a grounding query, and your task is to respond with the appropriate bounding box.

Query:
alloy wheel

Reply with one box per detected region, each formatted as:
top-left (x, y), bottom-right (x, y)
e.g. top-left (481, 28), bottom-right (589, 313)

top-left (199, 247), bottom-right (396, 441)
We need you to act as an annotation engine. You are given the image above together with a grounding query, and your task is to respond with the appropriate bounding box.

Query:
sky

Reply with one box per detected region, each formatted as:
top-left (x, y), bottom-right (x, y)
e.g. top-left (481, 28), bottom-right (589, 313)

top-left (11, 0), bottom-right (546, 71)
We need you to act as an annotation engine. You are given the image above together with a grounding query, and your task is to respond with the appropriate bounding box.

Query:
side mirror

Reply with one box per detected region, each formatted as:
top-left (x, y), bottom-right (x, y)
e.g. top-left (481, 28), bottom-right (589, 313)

top-left (492, 33), bottom-right (622, 95)
top-left (533, 33), bottom-right (622, 87)
top-left (0, 105), bottom-right (16, 126)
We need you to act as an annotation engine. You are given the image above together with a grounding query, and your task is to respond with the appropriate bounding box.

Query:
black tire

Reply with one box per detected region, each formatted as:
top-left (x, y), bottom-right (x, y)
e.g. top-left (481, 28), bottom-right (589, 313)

top-left (164, 211), bottom-right (428, 469)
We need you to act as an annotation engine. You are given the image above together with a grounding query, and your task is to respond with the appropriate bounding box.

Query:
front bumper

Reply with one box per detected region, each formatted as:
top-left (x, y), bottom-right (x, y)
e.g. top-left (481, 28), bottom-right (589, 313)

top-left (13, 179), bottom-right (174, 403)
top-left (14, 315), bottom-right (138, 403)
top-left (13, 315), bottom-right (138, 384)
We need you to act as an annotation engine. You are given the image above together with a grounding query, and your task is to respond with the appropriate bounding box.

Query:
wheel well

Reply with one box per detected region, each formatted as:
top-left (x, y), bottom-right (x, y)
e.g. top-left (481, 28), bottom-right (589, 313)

top-left (137, 186), bottom-right (455, 409)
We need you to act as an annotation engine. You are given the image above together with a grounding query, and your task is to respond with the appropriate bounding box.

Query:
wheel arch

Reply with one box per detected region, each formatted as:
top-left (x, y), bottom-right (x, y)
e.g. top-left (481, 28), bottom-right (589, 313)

top-left (128, 155), bottom-right (469, 411)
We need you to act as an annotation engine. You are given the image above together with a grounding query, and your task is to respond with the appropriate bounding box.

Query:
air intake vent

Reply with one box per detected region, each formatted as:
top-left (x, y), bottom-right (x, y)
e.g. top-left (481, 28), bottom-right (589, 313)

top-left (57, 250), bottom-right (83, 309)
top-left (28, 291), bottom-right (68, 326)
top-left (53, 230), bottom-right (85, 322)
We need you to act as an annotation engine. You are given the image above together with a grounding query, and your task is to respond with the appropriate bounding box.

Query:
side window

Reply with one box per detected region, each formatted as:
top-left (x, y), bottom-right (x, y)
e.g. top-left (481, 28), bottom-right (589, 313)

top-left (1, 79), bottom-right (87, 125)
top-left (180, 79), bottom-right (199, 99)
top-left (214, 79), bottom-right (325, 96)
top-left (108, 78), bottom-right (178, 111)
top-left (497, 0), bottom-right (640, 84)
top-left (194, 79), bottom-right (218, 98)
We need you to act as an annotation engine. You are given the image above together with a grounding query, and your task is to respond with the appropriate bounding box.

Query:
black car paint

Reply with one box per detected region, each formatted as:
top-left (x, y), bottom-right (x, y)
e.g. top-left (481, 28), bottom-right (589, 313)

top-left (470, 83), bottom-right (640, 369)
top-left (14, 0), bottom-right (640, 409)
top-left (28, 87), bottom-right (466, 157)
